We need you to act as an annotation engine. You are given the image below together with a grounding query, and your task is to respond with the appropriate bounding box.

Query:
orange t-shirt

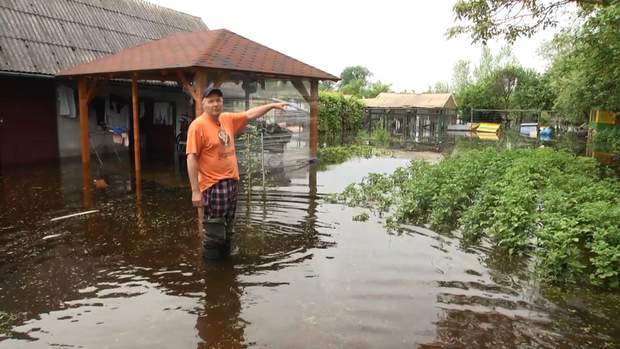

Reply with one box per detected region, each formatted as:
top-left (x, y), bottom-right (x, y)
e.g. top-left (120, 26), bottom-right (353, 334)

top-left (186, 112), bottom-right (248, 192)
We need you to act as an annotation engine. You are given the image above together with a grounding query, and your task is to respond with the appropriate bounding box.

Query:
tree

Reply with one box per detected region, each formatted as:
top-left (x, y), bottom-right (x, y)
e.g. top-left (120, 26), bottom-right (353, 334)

top-left (337, 66), bottom-right (392, 98)
top-left (447, 0), bottom-right (611, 43)
top-left (494, 66), bottom-right (520, 109)
top-left (319, 81), bottom-right (336, 92)
top-left (473, 45), bottom-right (495, 80)
top-left (426, 81), bottom-right (451, 93)
top-left (456, 63), bottom-right (553, 112)
top-left (452, 59), bottom-right (472, 91)
top-left (339, 79), bottom-right (365, 97)
top-left (363, 81), bottom-right (392, 98)
top-left (340, 66), bottom-right (371, 86)
top-left (542, 4), bottom-right (620, 121)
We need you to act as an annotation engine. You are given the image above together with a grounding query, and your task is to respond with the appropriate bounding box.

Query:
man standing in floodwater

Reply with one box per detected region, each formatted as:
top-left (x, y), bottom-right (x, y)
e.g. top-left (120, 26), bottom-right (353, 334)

top-left (186, 87), bottom-right (287, 260)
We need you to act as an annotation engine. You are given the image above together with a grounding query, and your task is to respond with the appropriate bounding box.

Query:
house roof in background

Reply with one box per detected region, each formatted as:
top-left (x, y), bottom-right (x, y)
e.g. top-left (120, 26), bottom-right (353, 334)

top-left (362, 92), bottom-right (457, 109)
top-left (0, 0), bottom-right (207, 76)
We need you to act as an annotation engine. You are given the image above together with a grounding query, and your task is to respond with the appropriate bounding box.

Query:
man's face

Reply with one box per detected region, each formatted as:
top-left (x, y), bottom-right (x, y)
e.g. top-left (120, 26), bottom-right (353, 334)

top-left (202, 95), bottom-right (223, 118)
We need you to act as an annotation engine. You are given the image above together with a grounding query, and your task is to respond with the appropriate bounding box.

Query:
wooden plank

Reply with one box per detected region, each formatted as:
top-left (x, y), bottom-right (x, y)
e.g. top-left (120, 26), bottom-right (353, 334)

top-left (292, 79), bottom-right (311, 104)
top-left (309, 79), bottom-right (319, 157)
top-left (131, 77), bottom-right (141, 175)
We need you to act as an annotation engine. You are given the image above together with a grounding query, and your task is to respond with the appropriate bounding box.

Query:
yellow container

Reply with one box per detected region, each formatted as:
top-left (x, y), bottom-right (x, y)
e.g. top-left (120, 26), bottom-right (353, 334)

top-left (475, 132), bottom-right (500, 141)
top-left (476, 122), bottom-right (501, 133)
top-left (589, 110), bottom-right (616, 125)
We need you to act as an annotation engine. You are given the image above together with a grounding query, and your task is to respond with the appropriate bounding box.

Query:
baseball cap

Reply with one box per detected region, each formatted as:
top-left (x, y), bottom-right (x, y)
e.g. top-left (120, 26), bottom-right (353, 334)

top-left (202, 86), bottom-right (223, 98)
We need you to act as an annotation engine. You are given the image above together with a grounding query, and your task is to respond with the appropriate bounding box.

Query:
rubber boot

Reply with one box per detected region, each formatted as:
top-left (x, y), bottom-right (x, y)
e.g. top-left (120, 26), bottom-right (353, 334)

top-left (202, 217), bottom-right (228, 260)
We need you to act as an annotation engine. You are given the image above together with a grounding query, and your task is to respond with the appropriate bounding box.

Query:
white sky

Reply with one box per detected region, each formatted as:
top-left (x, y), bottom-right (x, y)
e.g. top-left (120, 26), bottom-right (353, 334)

top-left (149, 0), bottom-right (573, 92)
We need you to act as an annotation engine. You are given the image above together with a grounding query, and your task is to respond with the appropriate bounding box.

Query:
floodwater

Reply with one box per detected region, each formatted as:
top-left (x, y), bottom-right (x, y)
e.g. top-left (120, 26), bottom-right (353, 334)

top-left (1, 155), bottom-right (619, 348)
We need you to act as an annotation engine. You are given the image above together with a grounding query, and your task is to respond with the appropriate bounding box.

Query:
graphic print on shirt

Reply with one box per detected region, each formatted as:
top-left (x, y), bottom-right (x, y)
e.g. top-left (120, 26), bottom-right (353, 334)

top-left (218, 127), bottom-right (230, 147)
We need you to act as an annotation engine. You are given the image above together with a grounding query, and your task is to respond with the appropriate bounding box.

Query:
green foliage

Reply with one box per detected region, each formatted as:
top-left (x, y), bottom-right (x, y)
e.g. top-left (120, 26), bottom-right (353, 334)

top-left (593, 128), bottom-right (620, 158)
top-left (448, 0), bottom-right (608, 43)
top-left (338, 148), bottom-right (620, 288)
top-left (0, 311), bottom-right (16, 334)
top-left (352, 212), bottom-right (370, 222)
top-left (340, 66), bottom-right (371, 86)
top-left (317, 145), bottom-right (390, 167)
top-left (455, 63), bottom-right (554, 112)
top-left (357, 127), bottom-right (391, 147)
top-left (544, 5), bottom-right (620, 122)
top-left (363, 81), bottom-right (391, 98)
top-left (337, 65), bottom-right (392, 98)
top-left (426, 81), bottom-right (451, 93)
top-left (319, 80), bottom-right (336, 92)
top-left (318, 91), bottom-right (365, 138)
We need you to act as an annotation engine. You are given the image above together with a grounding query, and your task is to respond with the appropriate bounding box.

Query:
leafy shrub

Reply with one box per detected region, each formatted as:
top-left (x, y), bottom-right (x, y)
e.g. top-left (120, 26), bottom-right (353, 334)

top-left (593, 128), bottom-right (620, 158)
top-left (338, 148), bottom-right (620, 288)
top-left (318, 91), bottom-right (364, 140)
top-left (317, 145), bottom-right (390, 167)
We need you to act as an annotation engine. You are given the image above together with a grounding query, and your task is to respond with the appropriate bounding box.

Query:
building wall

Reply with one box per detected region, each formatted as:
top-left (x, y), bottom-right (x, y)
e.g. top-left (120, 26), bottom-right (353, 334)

top-left (0, 75), bottom-right (59, 168)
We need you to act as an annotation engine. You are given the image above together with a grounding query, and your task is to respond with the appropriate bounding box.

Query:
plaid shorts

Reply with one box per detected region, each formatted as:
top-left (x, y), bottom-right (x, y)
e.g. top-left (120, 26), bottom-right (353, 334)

top-left (202, 178), bottom-right (239, 223)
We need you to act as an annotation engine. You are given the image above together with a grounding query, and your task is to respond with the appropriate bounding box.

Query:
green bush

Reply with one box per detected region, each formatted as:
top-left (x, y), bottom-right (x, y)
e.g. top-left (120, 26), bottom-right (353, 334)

top-left (319, 91), bottom-right (364, 140)
top-left (338, 148), bottom-right (620, 288)
top-left (317, 145), bottom-right (390, 168)
top-left (593, 128), bottom-right (620, 158)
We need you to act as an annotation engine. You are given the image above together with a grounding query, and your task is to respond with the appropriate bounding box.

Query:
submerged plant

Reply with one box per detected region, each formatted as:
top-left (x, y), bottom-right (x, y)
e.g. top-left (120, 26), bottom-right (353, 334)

top-left (317, 145), bottom-right (391, 168)
top-left (352, 212), bottom-right (370, 222)
top-left (338, 147), bottom-right (620, 288)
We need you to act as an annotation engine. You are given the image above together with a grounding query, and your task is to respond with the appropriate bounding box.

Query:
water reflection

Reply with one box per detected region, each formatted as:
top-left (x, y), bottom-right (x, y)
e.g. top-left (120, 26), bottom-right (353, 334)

top-left (1, 156), bottom-right (619, 348)
top-left (196, 261), bottom-right (244, 348)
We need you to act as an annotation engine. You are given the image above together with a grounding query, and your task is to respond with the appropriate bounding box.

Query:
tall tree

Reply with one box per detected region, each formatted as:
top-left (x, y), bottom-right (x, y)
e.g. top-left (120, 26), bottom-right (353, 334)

top-left (473, 45), bottom-right (495, 80)
top-left (427, 81), bottom-right (451, 93)
top-left (543, 4), bottom-right (620, 121)
top-left (340, 66), bottom-right (371, 86)
top-left (447, 0), bottom-right (611, 43)
top-left (363, 81), bottom-right (392, 98)
top-left (337, 66), bottom-right (392, 98)
top-left (452, 59), bottom-right (472, 91)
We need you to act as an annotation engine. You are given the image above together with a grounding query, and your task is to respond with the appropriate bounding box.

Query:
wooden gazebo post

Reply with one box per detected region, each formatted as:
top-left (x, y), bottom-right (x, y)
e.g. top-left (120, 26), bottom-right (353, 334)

top-left (131, 77), bottom-right (141, 175)
top-left (77, 78), bottom-right (98, 207)
top-left (130, 76), bottom-right (144, 210)
top-left (309, 79), bottom-right (319, 157)
top-left (291, 79), bottom-right (319, 158)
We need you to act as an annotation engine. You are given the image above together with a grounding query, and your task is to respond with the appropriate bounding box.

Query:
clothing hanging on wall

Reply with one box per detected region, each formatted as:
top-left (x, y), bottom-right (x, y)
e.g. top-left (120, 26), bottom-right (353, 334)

top-left (153, 102), bottom-right (173, 125)
top-left (56, 84), bottom-right (76, 118)
top-left (106, 95), bottom-right (130, 130)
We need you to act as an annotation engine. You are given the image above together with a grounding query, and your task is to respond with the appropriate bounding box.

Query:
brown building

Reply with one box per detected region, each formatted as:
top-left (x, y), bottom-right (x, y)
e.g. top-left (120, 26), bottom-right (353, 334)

top-left (0, 0), bottom-right (206, 168)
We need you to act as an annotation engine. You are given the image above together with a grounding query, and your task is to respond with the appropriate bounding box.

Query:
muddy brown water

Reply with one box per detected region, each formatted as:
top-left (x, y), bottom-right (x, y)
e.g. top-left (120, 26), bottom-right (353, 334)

top-left (1, 156), bottom-right (619, 348)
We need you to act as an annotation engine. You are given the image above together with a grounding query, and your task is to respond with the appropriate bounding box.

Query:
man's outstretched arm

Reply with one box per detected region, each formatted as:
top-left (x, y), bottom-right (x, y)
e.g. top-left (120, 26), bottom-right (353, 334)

top-left (245, 102), bottom-right (288, 121)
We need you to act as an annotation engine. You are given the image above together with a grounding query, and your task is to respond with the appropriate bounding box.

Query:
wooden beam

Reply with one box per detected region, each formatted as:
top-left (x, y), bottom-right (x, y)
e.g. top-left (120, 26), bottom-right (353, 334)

top-left (78, 79), bottom-right (91, 175)
top-left (209, 70), bottom-right (229, 87)
top-left (131, 77), bottom-right (142, 177)
top-left (85, 79), bottom-right (99, 103)
top-left (176, 71), bottom-right (199, 101)
top-left (292, 79), bottom-right (311, 104)
top-left (309, 79), bottom-right (319, 157)
top-left (193, 70), bottom-right (208, 117)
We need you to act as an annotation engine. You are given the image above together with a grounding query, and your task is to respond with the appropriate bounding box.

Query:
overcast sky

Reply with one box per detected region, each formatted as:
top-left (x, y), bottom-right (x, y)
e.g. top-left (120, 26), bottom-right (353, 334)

top-left (149, 0), bottom-right (574, 92)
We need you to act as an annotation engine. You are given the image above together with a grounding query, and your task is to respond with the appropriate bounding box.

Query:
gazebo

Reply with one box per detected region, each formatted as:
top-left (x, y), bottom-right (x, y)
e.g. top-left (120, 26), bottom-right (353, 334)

top-left (57, 29), bottom-right (339, 201)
